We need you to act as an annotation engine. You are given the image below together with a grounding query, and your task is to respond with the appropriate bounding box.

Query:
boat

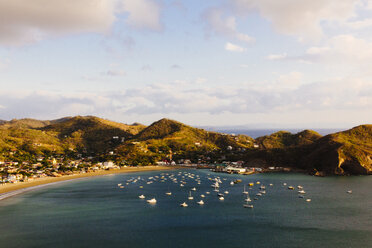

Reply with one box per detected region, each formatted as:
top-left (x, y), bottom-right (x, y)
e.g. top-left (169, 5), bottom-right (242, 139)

top-left (138, 195), bottom-right (145, 199)
top-left (219, 196), bottom-right (224, 201)
top-left (283, 183), bottom-right (287, 186)
top-left (298, 195), bottom-right (304, 198)
top-left (224, 191), bottom-right (229, 194)
top-left (260, 185), bottom-right (266, 190)
top-left (256, 193), bottom-right (262, 196)
top-left (298, 190), bottom-right (306, 194)
top-left (206, 191), bottom-right (210, 194)
top-left (217, 193), bottom-right (224, 197)
top-left (256, 181), bottom-right (260, 185)
top-left (243, 185), bottom-right (248, 194)
top-left (306, 199), bottom-right (311, 202)
top-left (230, 181), bottom-right (234, 185)
top-left (118, 183), bottom-right (122, 186)
top-left (197, 200), bottom-right (204, 205)
top-left (188, 191), bottom-right (194, 200)
top-left (180, 202), bottom-right (188, 207)
top-left (243, 204), bottom-right (254, 208)
top-left (245, 193), bottom-right (251, 202)
top-left (288, 186), bottom-right (294, 190)
top-left (147, 198), bottom-right (156, 204)
top-left (165, 192), bottom-right (172, 196)
top-left (191, 187), bottom-right (196, 191)
top-left (248, 182), bottom-right (254, 187)
top-left (269, 183), bottom-right (273, 186)
top-left (297, 185), bottom-right (303, 189)
top-left (347, 190), bottom-right (352, 194)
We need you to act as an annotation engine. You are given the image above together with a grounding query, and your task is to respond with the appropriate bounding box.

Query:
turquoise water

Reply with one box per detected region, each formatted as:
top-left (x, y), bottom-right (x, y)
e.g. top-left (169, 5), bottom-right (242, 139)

top-left (0, 170), bottom-right (371, 248)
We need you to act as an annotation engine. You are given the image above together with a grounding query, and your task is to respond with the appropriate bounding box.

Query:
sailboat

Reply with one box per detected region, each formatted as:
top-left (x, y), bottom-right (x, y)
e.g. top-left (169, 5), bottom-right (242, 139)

top-left (188, 191), bottom-right (194, 200)
top-left (166, 187), bottom-right (172, 195)
top-left (243, 184), bottom-right (248, 194)
top-left (197, 200), bottom-right (204, 205)
top-left (147, 198), bottom-right (156, 204)
top-left (180, 202), bottom-right (188, 207)
top-left (243, 193), bottom-right (253, 208)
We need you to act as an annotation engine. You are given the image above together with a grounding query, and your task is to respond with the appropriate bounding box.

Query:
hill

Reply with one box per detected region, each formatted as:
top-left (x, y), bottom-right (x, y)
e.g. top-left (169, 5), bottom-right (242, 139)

top-left (114, 118), bottom-right (255, 165)
top-left (41, 116), bottom-right (146, 154)
top-left (299, 125), bottom-right (372, 175)
top-left (243, 125), bottom-right (372, 175)
top-left (0, 115), bottom-right (370, 175)
top-left (255, 130), bottom-right (322, 149)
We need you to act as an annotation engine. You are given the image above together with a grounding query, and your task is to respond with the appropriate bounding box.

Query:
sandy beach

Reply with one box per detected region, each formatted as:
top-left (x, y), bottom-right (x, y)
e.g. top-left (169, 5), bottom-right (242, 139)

top-left (0, 166), bottom-right (178, 200)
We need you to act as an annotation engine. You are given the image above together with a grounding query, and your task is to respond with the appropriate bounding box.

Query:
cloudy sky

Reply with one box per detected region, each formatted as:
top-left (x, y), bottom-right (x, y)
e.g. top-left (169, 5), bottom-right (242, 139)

top-left (0, 0), bottom-right (371, 128)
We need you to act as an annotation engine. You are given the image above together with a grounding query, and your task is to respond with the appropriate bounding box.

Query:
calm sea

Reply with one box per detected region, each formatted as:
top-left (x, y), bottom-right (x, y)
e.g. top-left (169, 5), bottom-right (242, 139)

top-left (0, 169), bottom-right (371, 248)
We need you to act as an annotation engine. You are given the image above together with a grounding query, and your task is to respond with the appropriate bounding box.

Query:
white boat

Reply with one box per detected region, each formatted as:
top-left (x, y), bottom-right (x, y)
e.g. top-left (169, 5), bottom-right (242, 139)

top-left (138, 195), bottom-right (145, 199)
top-left (118, 183), bottom-right (122, 186)
top-left (166, 192), bottom-right (172, 196)
top-left (147, 198), bottom-right (156, 204)
top-left (224, 191), bottom-right (229, 194)
top-left (306, 198), bottom-right (311, 202)
top-left (219, 196), bottom-right (224, 201)
top-left (188, 191), bottom-right (194, 200)
top-left (243, 204), bottom-right (253, 208)
top-left (245, 193), bottom-right (251, 202)
top-left (200, 194), bottom-right (205, 198)
top-left (243, 185), bottom-right (248, 195)
top-left (197, 200), bottom-right (204, 205)
top-left (180, 202), bottom-right (188, 207)
top-left (230, 181), bottom-right (234, 185)
top-left (206, 191), bottom-right (210, 194)
top-left (298, 190), bottom-right (306, 194)
top-left (191, 187), bottom-right (196, 191)
top-left (347, 190), bottom-right (352, 194)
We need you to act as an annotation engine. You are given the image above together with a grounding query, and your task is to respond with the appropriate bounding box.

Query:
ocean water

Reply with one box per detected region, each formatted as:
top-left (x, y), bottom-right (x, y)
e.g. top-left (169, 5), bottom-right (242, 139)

top-left (0, 169), bottom-right (371, 248)
top-left (216, 129), bottom-right (342, 138)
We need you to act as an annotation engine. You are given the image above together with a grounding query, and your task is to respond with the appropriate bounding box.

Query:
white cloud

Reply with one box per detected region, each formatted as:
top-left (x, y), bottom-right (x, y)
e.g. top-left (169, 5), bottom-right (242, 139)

top-left (231, 0), bottom-right (359, 40)
top-left (203, 8), bottom-right (254, 43)
top-left (266, 53), bottom-right (287, 60)
top-left (344, 18), bottom-right (372, 29)
top-left (0, 0), bottom-right (163, 46)
top-left (1, 76), bottom-right (370, 121)
top-left (225, 42), bottom-right (247, 52)
top-left (302, 35), bottom-right (372, 64)
top-left (104, 69), bottom-right (126, 77)
top-left (121, 0), bottom-right (162, 31)
top-left (277, 71), bottom-right (303, 89)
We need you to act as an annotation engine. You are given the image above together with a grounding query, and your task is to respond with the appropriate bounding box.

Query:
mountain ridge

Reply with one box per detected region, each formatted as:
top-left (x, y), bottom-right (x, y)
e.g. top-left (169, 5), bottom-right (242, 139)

top-left (0, 116), bottom-right (370, 175)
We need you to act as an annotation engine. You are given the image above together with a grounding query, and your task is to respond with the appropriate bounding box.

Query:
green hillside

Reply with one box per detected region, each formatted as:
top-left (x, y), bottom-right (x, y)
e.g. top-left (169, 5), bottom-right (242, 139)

top-left (255, 130), bottom-right (322, 149)
top-left (0, 115), bottom-right (370, 175)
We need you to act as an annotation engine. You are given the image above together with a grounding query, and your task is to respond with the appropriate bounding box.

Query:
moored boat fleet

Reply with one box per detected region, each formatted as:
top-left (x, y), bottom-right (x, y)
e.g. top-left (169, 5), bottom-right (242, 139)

top-left (118, 171), bottom-right (316, 209)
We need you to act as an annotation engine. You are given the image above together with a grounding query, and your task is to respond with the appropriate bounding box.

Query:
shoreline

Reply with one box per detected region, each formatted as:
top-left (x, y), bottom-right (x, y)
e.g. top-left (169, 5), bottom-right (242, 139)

top-left (0, 166), bottom-right (178, 201)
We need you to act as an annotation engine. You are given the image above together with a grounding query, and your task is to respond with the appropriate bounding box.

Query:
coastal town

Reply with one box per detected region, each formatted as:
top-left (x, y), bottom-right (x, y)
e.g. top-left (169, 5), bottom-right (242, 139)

top-left (0, 152), bottom-right (292, 185)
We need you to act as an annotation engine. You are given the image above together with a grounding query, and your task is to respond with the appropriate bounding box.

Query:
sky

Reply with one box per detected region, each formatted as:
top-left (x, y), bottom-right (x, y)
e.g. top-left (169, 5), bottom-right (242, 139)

top-left (0, 0), bottom-right (371, 128)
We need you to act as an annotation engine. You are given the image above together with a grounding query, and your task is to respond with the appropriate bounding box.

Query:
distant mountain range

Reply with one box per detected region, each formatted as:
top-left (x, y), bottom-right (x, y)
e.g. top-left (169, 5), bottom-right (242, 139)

top-left (0, 116), bottom-right (370, 175)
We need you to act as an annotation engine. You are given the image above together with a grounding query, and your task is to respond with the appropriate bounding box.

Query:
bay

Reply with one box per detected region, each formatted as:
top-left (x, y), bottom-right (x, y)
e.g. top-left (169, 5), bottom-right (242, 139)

top-left (0, 169), bottom-right (371, 248)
